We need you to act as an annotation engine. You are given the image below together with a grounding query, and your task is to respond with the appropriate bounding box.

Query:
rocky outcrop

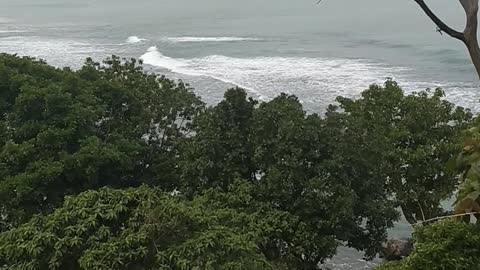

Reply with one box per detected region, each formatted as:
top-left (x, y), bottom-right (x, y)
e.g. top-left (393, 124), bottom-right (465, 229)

top-left (380, 238), bottom-right (413, 261)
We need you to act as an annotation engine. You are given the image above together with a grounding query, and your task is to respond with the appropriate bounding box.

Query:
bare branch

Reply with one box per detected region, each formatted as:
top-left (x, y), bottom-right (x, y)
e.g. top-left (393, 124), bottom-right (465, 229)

top-left (318, 0), bottom-right (480, 79)
top-left (414, 211), bottom-right (480, 226)
top-left (416, 200), bottom-right (426, 222)
top-left (414, 0), bottom-right (466, 43)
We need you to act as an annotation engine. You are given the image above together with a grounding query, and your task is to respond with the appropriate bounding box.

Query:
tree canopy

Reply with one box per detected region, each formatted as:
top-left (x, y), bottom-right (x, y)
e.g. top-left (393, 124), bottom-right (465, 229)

top-left (0, 53), bottom-right (476, 269)
top-left (0, 54), bottom-right (203, 227)
top-left (326, 81), bottom-right (472, 224)
top-left (180, 88), bottom-right (399, 259)
top-left (0, 184), bottom-right (295, 270)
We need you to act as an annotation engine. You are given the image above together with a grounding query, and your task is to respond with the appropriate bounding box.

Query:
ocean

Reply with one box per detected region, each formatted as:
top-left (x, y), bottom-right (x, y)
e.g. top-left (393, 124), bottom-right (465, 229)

top-left (0, 0), bottom-right (474, 268)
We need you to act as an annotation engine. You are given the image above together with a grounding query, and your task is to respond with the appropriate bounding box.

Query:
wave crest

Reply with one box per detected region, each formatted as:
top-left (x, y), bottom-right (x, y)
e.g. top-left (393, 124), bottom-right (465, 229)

top-left (126, 36), bottom-right (147, 44)
top-left (163, 36), bottom-right (260, 43)
top-left (139, 46), bottom-right (416, 105)
top-left (0, 29), bottom-right (26, 34)
top-left (139, 46), bottom-right (480, 112)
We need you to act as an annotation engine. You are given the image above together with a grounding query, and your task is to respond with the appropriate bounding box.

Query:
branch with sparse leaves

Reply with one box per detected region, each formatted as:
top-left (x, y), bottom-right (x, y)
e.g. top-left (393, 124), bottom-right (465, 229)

top-left (414, 0), bottom-right (466, 42)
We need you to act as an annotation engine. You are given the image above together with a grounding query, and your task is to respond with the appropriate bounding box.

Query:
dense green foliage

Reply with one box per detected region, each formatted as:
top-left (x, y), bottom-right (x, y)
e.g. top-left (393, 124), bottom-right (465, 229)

top-left (370, 89), bottom-right (480, 270)
top-left (327, 81), bottom-right (472, 224)
top-left (454, 118), bottom-right (480, 222)
top-left (0, 54), bottom-right (203, 227)
top-left (180, 80), bottom-right (471, 261)
top-left (375, 220), bottom-right (480, 270)
top-left (0, 54), bottom-right (476, 269)
top-left (0, 184), bottom-right (300, 270)
top-left (180, 89), bottom-right (399, 259)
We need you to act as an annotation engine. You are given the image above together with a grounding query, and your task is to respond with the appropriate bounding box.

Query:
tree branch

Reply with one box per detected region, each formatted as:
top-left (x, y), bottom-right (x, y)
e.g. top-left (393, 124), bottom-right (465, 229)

top-left (414, 0), bottom-right (467, 43)
top-left (414, 211), bottom-right (480, 226)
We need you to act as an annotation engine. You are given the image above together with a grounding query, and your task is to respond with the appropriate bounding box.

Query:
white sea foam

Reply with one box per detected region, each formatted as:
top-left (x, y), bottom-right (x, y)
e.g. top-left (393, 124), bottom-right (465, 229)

top-left (0, 36), bottom-right (110, 68)
top-left (139, 46), bottom-right (480, 111)
top-left (1, 36), bottom-right (479, 113)
top-left (126, 36), bottom-right (147, 44)
top-left (0, 30), bottom-right (26, 34)
top-left (163, 36), bottom-right (260, 43)
top-left (140, 46), bottom-right (401, 105)
top-left (140, 46), bottom-right (263, 98)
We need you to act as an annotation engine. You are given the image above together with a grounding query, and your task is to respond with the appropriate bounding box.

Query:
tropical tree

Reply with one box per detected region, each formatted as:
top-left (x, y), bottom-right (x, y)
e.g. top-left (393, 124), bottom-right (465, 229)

top-left (0, 183), bottom-right (341, 270)
top-left (376, 114), bottom-right (480, 270)
top-left (326, 80), bottom-right (472, 224)
top-left (180, 88), bottom-right (400, 263)
top-left (0, 54), bottom-right (203, 227)
top-left (2, 53), bottom-right (474, 268)
top-left (179, 88), bottom-right (257, 193)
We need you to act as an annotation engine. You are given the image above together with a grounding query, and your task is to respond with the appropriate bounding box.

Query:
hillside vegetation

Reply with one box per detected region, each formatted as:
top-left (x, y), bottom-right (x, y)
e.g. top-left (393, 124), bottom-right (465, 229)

top-left (0, 54), bottom-right (478, 270)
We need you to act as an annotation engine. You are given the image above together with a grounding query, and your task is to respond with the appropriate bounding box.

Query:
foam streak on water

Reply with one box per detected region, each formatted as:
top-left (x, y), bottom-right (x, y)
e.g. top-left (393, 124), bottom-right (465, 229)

top-left (163, 36), bottom-right (260, 43)
top-left (1, 33), bottom-right (479, 112)
top-left (0, 30), bottom-right (26, 33)
top-left (139, 46), bottom-right (480, 111)
top-left (140, 46), bottom-right (404, 102)
top-left (0, 36), bottom-right (117, 68)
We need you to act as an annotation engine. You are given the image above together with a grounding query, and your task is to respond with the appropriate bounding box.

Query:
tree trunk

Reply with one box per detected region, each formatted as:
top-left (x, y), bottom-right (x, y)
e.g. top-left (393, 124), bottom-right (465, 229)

top-left (466, 41), bottom-right (480, 77)
top-left (414, 0), bottom-right (480, 79)
top-left (462, 0), bottom-right (480, 78)
top-left (401, 206), bottom-right (417, 225)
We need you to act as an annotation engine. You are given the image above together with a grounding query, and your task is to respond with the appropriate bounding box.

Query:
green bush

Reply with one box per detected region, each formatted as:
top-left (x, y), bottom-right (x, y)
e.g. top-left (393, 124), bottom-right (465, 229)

top-left (0, 184), bottom-right (314, 270)
top-left (375, 219), bottom-right (480, 270)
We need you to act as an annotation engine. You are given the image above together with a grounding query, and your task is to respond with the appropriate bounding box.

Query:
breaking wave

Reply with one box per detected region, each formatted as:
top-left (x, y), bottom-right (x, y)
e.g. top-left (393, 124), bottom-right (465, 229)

top-left (139, 46), bottom-right (480, 111)
top-left (140, 46), bottom-right (406, 103)
top-left (126, 36), bottom-right (147, 44)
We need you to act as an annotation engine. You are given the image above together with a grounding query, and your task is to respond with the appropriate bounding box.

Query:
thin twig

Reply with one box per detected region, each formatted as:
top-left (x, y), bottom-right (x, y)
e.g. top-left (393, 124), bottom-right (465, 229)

top-left (415, 211), bottom-right (480, 226)
top-left (417, 200), bottom-right (426, 222)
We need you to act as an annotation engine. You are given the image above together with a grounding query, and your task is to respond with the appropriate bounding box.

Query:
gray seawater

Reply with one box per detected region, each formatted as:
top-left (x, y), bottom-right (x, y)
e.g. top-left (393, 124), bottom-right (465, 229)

top-left (0, 0), bottom-right (475, 268)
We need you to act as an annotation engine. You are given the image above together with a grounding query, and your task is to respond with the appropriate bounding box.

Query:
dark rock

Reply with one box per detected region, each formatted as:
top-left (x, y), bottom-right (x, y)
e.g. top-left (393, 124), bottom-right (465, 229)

top-left (380, 238), bottom-right (413, 261)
